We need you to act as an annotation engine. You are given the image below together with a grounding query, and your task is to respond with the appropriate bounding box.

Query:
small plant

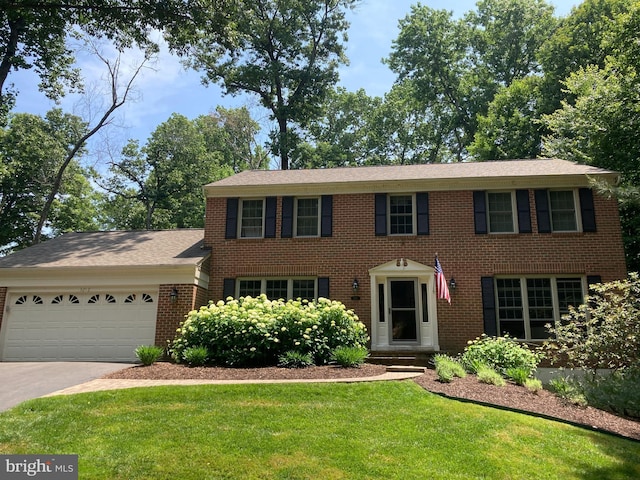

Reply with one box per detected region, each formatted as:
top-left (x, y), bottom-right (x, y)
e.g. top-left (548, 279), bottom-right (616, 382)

top-left (183, 345), bottom-right (209, 367)
top-left (524, 378), bottom-right (543, 393)
top-left (135, 345), bottom-right (164, 366)
top-left (332, 346), bottom-right (369, 367)
top-left (549, 376), bottom-right (587, 406)
top-left (476, 365), bottom-right (506, 386)
top-left (580, 369), bottom-right (640, 418)
top-left (278, 350), bottom-right (314, 368)
top-left (505, 366), bottom-right (530, 386)
top-left (461, 334), bottom-right (543, 376)
top-left (433, 354), bottom-right (466, 383)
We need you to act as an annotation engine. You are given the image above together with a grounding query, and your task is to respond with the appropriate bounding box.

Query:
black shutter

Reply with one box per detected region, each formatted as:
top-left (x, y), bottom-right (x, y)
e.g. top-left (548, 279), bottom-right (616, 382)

top-left (225, 198), bottom-right (239, 239)
top-left (481, 277), bottom-right (497, 336)
top-left (516, 189), bottom-right (532, 233)
top-left (535, 189), bottom-right (551, 233)
top-left (587, 275), bottom-right (602, 289)
top-left (281, 196), bottom-right (294, 238)
top-left (321, 195), bottom-right (333, 237)
top-left (416, 192), bottom-right (430, 235)
top-left (317, 277), bottom-right (330, 299)
top-left (579, 188), bottom-right (597, 232)
top-left (375, 193), bottom-right (387, 236)
top-left (223, 278), bottom-right (235, 300)
top-left (473, 191), bottom-right (487, 234)
top-left (264, 196), bottom-right (277, 238)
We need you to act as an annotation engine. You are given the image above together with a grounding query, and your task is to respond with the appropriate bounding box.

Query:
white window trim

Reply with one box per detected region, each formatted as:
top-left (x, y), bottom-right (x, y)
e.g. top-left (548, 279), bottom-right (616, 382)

top-left (237, 277), bottom-right (318, 300)
top-left (387, 193), bottom-right (416, 236)
top-left (495, 275), bottom-right (587, 341)
top-left (238, 198), bottom-right (265, 239)
top-left (548, 189), bottom-right (582, 233)
top-left (294, 197), bottom-right (321, 238)
top-left (487, 191), bottom-right (518, 234)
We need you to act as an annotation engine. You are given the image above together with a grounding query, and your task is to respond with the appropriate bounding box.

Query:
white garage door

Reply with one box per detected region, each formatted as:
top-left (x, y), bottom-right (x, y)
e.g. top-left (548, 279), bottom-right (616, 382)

top-left (1, 289), bottom-right (158, 362)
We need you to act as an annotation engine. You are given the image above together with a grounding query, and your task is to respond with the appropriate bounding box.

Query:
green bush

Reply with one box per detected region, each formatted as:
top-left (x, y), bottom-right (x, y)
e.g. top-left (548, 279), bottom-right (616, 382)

top-left (461, 334), bottom-right (543, 376)
top-left (332, 346), bottom-right (369, 368)
top-left (580, 369), bottom-right (640, 418)
top-left (476, 365), bottom-right (506, 386)
top-left (183, 345), bottom-right (209, 367)
top-left (135, 345), bottom-right (164, 366)
top-left (169, 295), bottom-right (369, 367)
top-left (524, 378), bottom-right (543, 393)
top-left (433, 354), bottom-right (466, 383)
top-left (549, 376), bottom-right (587, 406)
top-left (505, 366), bottom-right (531, 386)
top-left (278, 350), bottom-right (314, 368)
top-left (545, 273), bottom-right (640, 372)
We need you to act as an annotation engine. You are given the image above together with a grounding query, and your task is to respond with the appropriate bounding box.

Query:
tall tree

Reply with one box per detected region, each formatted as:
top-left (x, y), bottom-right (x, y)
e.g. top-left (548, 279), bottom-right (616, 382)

top-left (183, 0), bottom-right (357, 170)
top-left (385, 0), bottom-right (556, 162)
top-left (0, 0), bottom-right (230, 123)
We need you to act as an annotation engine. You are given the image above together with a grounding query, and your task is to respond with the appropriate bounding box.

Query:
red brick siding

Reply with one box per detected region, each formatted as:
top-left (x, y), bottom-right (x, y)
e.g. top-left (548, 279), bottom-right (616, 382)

top-left (205, 190), bottom-right (627, 353)
top-left (155, 284), bottom-right (208, 347)
top-left (0, 287), bottom-right (6, 337)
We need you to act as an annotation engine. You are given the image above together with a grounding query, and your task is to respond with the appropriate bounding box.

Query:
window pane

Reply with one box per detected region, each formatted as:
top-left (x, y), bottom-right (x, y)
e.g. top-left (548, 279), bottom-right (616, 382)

top-left (389, 195), bottom-right (413, 234)
top-left (549, 191), bottom-right (577, 231)
top-left (557, 278), bottom-right (583, 316)
top-left (496, 278), bottom-right (525, 338)
top-left (266, 280), bottom-right (288, 300)
top-left (293, 279), bottom-right (315, 301)
top-left (241, 199), bottom-right (263, 237)
top-left (487, 192), bottom-right (514, 233)
top-left (527, 278), bottom-right (553, 339)
top-left (239, 280), bottom-right (261, 297)
top-left (296, 198), bottom-right (319, 236)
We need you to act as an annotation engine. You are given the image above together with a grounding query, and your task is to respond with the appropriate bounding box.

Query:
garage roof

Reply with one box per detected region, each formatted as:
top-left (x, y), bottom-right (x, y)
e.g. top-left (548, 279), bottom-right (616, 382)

top-left (0, 230), bottom-right (208, 269)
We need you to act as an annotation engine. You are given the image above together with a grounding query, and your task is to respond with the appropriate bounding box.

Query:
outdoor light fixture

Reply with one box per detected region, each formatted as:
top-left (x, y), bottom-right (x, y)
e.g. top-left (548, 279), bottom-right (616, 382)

top-left (449, 278), bottom-right (457, 291)
top-left (351, 278), bottom-right (360, 300)
top-left (169, 287), bottom-right (179, 304)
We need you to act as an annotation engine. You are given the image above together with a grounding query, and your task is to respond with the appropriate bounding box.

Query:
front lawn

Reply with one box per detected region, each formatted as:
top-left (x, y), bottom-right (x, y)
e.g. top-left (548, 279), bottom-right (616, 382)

top-left (1, 381), bottom-right (638, 479)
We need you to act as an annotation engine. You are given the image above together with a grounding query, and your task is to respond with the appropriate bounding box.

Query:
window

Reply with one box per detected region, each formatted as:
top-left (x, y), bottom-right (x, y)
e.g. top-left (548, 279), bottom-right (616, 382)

top-left (238, 278), bottom-right (317, 300)
top-left (495, 277), bottom-right (585, 340)
top-left (240, 199), bottom-right (264, 238)
top-left (295, 197), bottom-right (319, 237)
top-left (487, 192), bottom-right (515, 233)
top-left (549, 190), bottom-right (578, 232)
top-left (389, 194), bottom-right (414, 235)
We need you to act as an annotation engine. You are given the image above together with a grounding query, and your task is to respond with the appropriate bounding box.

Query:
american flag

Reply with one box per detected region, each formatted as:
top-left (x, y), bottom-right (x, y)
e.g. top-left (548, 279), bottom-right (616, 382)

top-left (435, 256), bottom-right (451, 304)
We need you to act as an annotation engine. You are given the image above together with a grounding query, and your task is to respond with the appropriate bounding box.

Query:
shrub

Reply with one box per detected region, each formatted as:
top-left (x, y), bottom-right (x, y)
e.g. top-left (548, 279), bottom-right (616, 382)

top-left (545, 273), bottom-right (640, 372)
top-left (505, 366), bottom-right (531, 386)
top-left (461, 334), bottom-right (543, 376)
top-left (549, 376), bottom-right (587, 406)
top-left (278, 350), bottom-right (314, 368)
top-left (332, 346), bottom-right (369, 368)
top-left (524, 378), bottom-right (543, 393)
top-left (433, 354), bottom-right (466, 383)
top-left (183, 346), bottom-right (209, 367)
top-left (476, 365), bottom-right (506, 386)
top-left (580, 369), bottom-right (640, 418)
top-left (169, 295), bottom-right (369, 367)
top-left (135, 345), bottom-right (164, 366)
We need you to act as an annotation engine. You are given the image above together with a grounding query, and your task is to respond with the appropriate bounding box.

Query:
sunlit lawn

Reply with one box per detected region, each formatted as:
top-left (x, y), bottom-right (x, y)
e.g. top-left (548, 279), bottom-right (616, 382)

top-left (1, 381), bottom-right (638, 479)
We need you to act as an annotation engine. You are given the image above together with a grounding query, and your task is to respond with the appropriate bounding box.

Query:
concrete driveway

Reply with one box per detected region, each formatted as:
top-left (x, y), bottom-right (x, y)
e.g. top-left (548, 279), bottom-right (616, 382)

top-left (0, 362), bottom-right (131, 411)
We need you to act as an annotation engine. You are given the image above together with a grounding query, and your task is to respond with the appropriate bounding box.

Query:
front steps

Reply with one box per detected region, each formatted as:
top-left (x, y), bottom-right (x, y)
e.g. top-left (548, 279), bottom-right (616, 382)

top-left (368, 351), bottom-right (434, 367)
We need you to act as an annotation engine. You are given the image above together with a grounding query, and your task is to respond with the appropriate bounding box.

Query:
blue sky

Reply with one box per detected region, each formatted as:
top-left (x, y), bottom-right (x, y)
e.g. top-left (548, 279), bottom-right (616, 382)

top-left (12, 0), bottom-right (579, 155)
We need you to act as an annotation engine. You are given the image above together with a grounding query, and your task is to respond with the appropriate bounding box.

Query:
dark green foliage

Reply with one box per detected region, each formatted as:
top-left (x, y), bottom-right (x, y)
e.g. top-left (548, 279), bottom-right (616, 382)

top-left (135, 345), bottom-right (164, 366)
top-left (278, 350), bottom-right (314, 368)
top-left (183, 345), bottom-right (209, 367)
top-left (331, 346), bottom-right (369, 368)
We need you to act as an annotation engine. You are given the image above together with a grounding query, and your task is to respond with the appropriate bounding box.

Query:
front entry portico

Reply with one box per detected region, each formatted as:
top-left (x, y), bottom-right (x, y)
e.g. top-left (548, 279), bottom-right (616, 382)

top-left (369, 259), bottom-right (439, 352)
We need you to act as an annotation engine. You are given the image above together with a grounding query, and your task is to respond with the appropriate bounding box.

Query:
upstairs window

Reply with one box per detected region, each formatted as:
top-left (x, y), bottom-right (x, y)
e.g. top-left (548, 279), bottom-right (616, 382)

top-left (295, 197), bottom-right (320, 237)
top-left (389, 195), bottom-right (414, 235)
top-left (549, 190), bottom-right (578, 232)
top-left (240, 199), bottom-right (264, 238)
top-left (238, 278), bottom-right (318, 301)
top-left (487, 192), bottom-right (515, 233)
top-left (535, 188), bottom-right (596, 233)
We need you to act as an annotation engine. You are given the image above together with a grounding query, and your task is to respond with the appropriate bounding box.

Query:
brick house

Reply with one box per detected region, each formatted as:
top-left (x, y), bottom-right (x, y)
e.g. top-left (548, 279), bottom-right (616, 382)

top-left (0, 158), bottom-right (628, 361)
top-left (203, 159), bottom-right (627, 357)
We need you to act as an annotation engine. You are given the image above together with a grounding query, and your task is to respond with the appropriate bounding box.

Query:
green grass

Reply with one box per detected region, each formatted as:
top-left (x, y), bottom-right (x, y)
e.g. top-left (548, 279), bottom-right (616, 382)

top-left (1, 382), bottom-right (638, 479)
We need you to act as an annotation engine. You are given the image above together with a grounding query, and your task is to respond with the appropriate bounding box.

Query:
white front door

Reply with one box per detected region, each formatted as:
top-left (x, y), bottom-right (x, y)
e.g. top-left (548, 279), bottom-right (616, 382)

top-left (369, 259), bottom-right (439, 351)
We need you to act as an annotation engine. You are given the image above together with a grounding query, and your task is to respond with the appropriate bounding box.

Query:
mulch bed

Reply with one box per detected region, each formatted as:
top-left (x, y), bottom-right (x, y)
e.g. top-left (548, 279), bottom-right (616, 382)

top-left (103, 362), bottom-right (640, 441)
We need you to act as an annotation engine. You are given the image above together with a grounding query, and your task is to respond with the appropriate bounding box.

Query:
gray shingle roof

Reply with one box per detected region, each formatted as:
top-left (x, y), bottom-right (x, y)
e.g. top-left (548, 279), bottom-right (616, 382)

top-left (205, 158), bottom-right (615, 190)
top-left (0, 229), bottom-right (207, 269)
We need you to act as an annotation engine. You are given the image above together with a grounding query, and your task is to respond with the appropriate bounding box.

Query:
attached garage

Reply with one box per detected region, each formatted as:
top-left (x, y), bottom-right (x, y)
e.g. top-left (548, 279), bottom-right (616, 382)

top-left (0, 230), bottom-right (210, 362)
